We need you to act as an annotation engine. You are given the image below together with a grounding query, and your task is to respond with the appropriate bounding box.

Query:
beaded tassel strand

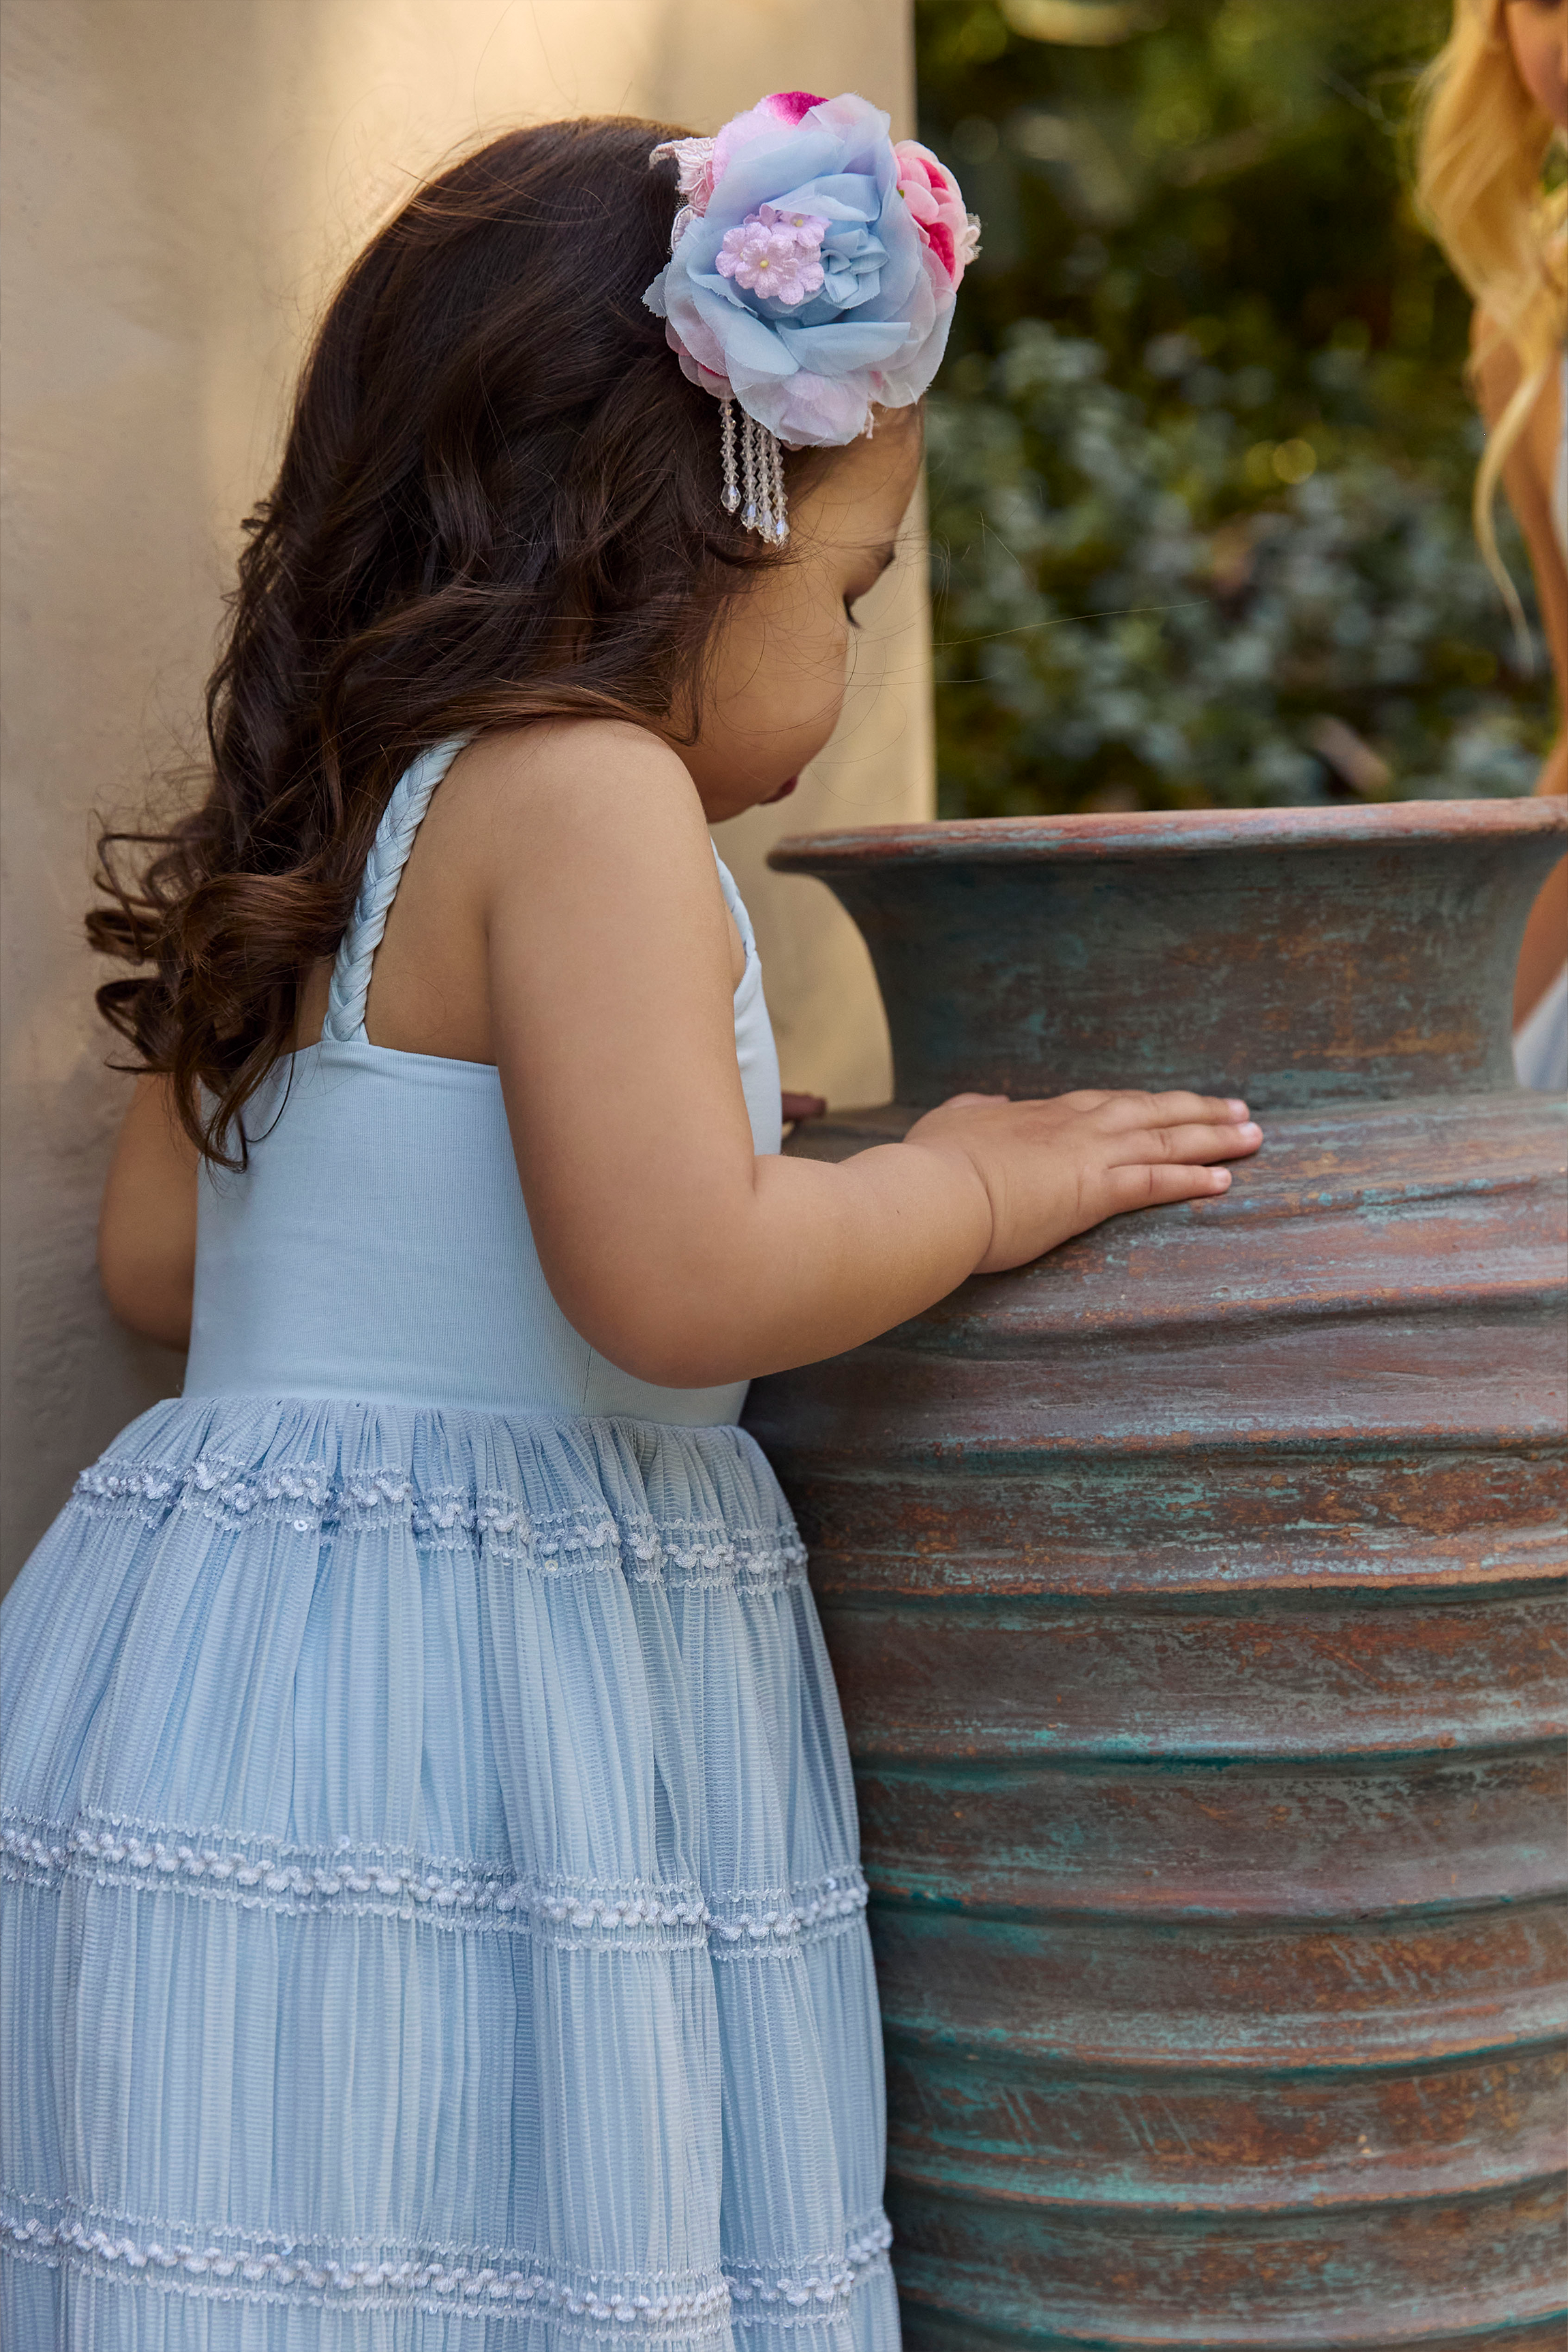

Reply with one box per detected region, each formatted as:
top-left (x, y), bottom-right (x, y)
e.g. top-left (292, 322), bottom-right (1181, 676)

top-left (739, 408), bottom-right (757, 530)
top-left (722, 400), bottom-right (789, 543)
top-left (753, 413), bottom-right (776, 543)
top-left (719, 398), bottom-right (740, 515)
top-left (769, 431), bottom-right (789, 542)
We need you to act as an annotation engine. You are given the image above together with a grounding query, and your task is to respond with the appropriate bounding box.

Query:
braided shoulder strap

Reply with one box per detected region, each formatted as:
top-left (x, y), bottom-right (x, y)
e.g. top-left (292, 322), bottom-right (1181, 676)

top-left (322, 736), bottom-right (471, 1043)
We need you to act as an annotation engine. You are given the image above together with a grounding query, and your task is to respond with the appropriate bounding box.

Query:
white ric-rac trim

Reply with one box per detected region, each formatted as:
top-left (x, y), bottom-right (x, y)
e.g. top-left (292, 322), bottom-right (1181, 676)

top-left (70, 1458), bottom-right (806, 1588)
top-left (1, 2200), bottom-right (892, 2332)
top-left (1, 1816), bottom-right (869, 1953)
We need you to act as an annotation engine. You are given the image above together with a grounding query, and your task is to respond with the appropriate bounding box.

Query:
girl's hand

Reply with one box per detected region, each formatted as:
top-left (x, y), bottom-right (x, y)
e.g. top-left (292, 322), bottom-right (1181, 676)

top-left (462, 722), bottom-right (1263, 1385)
top-left (904, 1089), bottom-right (1262, 1273)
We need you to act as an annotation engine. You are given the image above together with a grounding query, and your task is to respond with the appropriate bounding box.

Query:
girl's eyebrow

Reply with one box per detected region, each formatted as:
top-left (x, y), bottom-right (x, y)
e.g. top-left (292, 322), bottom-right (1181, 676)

top-left (871, 542), bottom-right (898, 575)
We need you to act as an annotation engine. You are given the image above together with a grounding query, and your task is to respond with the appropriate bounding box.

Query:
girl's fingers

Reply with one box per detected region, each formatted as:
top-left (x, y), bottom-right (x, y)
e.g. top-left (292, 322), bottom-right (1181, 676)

top-left (1105, 1160), bottom-right (1237, 1210)
top-left (1096, 1090), bottom-right (1250, 1133)
top-left (1112, 1118), bottom-right (1262, 1167)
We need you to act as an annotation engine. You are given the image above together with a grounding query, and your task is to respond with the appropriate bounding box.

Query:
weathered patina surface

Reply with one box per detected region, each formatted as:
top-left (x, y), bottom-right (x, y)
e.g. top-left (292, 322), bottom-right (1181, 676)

top-left (746, 799), bottom-right (1567, 2348)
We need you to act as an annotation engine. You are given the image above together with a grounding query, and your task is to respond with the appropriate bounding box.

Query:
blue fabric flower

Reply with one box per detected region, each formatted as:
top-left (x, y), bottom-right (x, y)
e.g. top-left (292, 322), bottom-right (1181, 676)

top-left (645, 92), bottom-right (974, 447)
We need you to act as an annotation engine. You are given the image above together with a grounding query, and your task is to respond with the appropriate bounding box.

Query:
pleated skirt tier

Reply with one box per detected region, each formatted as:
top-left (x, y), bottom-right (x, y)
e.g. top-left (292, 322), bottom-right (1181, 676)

top-left (0, 1393), bottom-right (897, 2351)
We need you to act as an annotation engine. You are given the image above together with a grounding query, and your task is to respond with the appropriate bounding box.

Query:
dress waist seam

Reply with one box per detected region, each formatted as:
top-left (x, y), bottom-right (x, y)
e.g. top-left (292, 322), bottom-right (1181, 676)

top-left (177, 1387), bottom-right (746, 1434)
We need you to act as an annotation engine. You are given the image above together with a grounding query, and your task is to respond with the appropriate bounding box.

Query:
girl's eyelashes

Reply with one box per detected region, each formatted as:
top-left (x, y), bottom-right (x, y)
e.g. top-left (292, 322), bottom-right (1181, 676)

top-left (843, 598), bottom-right (863, 631)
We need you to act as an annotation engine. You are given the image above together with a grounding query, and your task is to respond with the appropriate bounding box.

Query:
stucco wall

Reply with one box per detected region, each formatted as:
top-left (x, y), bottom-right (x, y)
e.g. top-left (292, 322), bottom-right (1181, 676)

top-left (0, 0), bottom-right (930, 1589)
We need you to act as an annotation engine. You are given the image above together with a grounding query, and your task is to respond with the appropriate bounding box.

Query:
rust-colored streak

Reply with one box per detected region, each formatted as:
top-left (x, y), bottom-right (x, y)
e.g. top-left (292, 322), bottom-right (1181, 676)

top-left (854, 1746), bottom-right (1564, 1914)
top-left (747, 801), bottom-right (1568, 2346)
top-left (870, 1899), bottom-right (1566, 2068)
top-left (819, 1596), bottom-right (1564, 1755)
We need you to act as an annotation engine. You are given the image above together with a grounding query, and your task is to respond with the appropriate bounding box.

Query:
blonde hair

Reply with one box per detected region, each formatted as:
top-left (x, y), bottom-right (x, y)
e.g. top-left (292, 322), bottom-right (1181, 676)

top-left (1415, 0), bottom-right (1565, 631)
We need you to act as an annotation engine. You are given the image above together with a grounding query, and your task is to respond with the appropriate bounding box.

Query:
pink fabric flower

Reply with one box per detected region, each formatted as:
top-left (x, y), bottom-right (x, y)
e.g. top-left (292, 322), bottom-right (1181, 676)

top-left (714, 205), bottom-right (828, 307)
top-left (893, 140), bottom-right (981, 290)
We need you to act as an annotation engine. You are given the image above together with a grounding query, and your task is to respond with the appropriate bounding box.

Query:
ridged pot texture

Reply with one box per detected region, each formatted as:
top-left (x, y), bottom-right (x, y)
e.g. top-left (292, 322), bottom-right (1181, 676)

top-left (744, 800), bottom-right (1567, 2351)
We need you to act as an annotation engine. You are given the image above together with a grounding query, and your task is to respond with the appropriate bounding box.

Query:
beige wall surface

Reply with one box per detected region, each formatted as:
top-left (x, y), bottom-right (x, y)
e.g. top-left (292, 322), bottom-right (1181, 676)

top-left (0, 0), bottom-right (931, 1588)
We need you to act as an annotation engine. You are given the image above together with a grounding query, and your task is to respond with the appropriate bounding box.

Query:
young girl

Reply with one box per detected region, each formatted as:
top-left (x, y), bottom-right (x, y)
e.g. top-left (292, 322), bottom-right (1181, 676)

top-left (0, 95), bottom-right (1259, 2348)
top-left (1417, 0), bottom-right (1567, 1087)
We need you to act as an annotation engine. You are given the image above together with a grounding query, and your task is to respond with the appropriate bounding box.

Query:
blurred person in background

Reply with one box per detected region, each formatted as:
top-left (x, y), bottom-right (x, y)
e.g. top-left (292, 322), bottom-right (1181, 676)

top-left (1419, 0), bottom-right (1567, 1089)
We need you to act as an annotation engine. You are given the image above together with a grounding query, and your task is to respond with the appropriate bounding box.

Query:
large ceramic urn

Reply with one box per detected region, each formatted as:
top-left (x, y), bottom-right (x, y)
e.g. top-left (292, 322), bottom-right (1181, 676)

top-left (744, 800), bottom-right (1567, 2350)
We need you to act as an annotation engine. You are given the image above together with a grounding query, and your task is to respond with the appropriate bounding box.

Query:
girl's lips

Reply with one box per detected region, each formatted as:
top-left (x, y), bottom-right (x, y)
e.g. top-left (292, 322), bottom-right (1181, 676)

top-left (765, 775), bottom-right (799, 803)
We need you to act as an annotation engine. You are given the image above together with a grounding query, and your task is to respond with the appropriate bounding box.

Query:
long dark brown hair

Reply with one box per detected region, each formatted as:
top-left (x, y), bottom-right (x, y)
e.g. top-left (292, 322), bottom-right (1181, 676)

top-left (90, 117), bottom-right (816, 1166)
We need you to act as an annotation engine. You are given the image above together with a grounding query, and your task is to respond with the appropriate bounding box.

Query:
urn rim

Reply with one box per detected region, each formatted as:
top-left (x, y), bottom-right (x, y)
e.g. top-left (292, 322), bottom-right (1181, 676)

top-left (768, 794), bottom-right (1568, 871)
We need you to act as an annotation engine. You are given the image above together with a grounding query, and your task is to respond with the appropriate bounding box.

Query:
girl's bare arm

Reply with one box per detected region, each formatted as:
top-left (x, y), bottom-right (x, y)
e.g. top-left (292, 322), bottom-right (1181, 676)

top-left (98, 1074), bottom-right (198, 1348)
top-left (483, 724), bottom-right (1259, 1390)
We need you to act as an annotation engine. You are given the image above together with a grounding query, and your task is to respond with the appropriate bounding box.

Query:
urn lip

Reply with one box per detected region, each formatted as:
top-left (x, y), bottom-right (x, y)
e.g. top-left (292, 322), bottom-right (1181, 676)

top-left (769, 795), bottom-right (1568, 871)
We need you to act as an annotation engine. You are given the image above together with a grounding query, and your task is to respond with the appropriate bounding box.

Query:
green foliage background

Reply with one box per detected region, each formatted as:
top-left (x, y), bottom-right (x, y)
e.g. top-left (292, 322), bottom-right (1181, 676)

top-left (915, 0), bottom-right (1555, 816)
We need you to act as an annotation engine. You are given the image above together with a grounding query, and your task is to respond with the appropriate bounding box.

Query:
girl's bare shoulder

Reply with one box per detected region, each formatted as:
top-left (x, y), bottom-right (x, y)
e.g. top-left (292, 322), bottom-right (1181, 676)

top-left (355, 720), bottom-right (719, 1063)
top-left (417, 721), bottom-right (723, 965)
top-left (447, 720), bottom-right (704, 849)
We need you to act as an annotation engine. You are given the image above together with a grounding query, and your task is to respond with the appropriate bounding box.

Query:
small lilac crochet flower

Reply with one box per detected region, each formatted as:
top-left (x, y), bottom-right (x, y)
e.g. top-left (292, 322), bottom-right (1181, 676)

top-left (646, 91), bottom-right (979, 448)
top-left (716, 205), bottom-right (828, 307)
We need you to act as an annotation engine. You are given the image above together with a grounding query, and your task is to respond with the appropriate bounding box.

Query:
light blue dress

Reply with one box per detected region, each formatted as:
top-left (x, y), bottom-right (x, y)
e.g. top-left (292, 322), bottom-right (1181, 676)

top-left (1, 739), bottom-right (898, 2349)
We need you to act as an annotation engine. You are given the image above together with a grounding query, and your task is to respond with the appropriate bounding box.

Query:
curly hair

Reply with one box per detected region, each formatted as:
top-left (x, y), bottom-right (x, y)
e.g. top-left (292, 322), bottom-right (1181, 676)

top-left (89, 117), bottom-right (826, 1166)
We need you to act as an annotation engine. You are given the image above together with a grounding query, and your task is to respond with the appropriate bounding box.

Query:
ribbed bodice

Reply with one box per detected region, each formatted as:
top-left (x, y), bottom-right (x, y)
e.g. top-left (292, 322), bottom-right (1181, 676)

top-left (183, 740), bottom-right (783, 1423)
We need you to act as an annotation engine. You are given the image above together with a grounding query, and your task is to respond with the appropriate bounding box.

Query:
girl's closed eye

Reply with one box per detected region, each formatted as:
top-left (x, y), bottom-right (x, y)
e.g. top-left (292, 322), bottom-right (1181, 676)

top-left (844, 597), bottom-right (863, 631)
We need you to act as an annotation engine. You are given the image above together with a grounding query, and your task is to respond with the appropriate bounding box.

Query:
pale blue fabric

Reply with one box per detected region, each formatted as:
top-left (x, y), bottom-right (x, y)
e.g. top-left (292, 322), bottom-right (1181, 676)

top-left (1, 738), bottom-right (897, 2349)
top-left (1513, 960), bottom-right (1568, 1092)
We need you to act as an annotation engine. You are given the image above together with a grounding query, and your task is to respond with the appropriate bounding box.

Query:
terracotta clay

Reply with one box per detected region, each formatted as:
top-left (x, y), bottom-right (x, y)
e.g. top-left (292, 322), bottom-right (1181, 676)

top-left (747, 798), bottom-right (1568, 2347)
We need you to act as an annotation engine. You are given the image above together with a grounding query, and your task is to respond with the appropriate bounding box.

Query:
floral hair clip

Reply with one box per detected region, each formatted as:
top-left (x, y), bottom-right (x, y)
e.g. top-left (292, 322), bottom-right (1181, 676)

top-left (646, 92), bottom-right (979, 541)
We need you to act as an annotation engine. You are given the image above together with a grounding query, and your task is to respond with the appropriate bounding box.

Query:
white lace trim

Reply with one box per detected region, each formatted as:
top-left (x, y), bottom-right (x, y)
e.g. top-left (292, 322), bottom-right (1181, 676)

top-left (1, 2210), bottom-right (727, 2332)
top-left (71, 1459), bottom-right (806, 1588)
top-left (1, 2199), bottom-right (891, 2331)
top-left (0, 1817), bottom-right (869, 1951)
top-left (707, 1871), bottom-right (869, 1950)
top-left (727, 2214), bottom-right (893, 2312)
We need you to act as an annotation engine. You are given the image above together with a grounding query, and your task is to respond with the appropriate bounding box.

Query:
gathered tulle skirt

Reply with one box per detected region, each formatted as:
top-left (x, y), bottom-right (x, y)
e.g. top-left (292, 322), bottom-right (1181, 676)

top-left (0, 1393), bottom-right (897, 2349)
